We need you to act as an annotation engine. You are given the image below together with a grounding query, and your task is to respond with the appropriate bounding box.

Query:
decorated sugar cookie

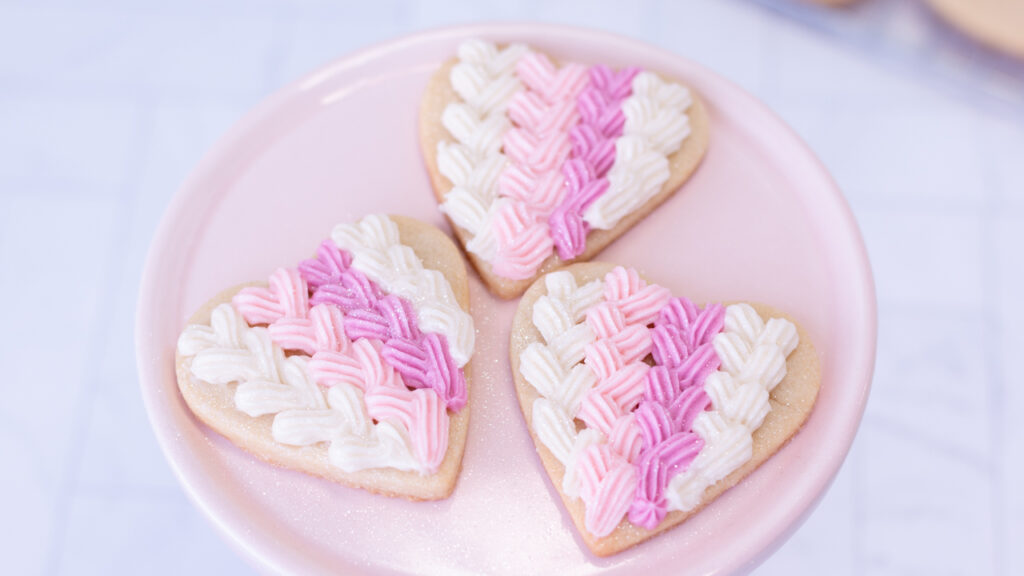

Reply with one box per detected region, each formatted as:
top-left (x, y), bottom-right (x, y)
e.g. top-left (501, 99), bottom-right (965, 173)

top-left (509, 263), bottom-right (821, 555)
top-left (175, 215), bottom-right (474, 500)
top-left (420, 39), bottom-right (710, 299)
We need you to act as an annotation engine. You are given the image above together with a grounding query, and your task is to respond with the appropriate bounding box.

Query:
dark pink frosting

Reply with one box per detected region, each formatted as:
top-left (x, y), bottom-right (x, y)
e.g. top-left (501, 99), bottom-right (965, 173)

top-left (299, 241), bottom-right (467, 411)
top-left (548, 65), bottom-right (640, 260)
top-left (627, 297), bottom-right (725, 529)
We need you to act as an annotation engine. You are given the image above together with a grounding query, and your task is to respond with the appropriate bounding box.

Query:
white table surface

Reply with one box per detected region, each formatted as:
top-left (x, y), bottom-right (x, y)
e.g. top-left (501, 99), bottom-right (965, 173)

top-left (2, 0), bottom-right (1021, 574)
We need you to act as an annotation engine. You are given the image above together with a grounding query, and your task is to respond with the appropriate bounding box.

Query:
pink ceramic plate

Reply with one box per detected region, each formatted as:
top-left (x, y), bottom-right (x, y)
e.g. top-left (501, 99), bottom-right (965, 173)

top-left (137, 23), bottom-right (876, 575)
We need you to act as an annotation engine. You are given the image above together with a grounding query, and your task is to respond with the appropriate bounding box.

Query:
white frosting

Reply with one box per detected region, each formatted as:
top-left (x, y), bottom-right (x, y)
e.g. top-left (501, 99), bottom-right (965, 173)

top-left (437, 147), bottom-right (507, 260)
top-left (182, 307), bottom-right (285, 390)
top-left (177, 303), bottom-right (428, 474)
top-left (450, 39), bottom-right (528, 116)
top-left (532, 398), bottom-right (576, 463)
top-left (583, 72), bottom-right (692, 230)
top-left (438, 40), bottom-right (528, 261)
top-left (518, 271), bottom-right (610, 497)
top-left (330, 214), bottom-right (475, 367)
top-left (665, 303), bottom-right (799, 513)
top-left (328, 421), bottom-right (421, 473)
top-left (235, 354), bottom-right (325, 417)
top-left (622, 72), bottom-right (692, 156)
top-left (521, 344), bottom-right (596, 414)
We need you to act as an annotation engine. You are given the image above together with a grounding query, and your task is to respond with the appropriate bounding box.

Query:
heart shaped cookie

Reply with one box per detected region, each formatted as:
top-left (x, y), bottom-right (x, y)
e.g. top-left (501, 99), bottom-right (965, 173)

top-left (509, 263), bottom-right (821, 555)
top-left (174, 215), bottom-right (474, 500)
top-left (420, 39), bottom-right (710, 299)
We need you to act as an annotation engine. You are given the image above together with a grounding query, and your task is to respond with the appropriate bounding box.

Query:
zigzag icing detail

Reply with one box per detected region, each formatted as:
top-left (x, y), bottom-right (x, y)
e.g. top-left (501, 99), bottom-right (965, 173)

top-left (438, 40), bottom-right (530, 262)
top-left (549, 65), bottom-right (638, 260)
top-left (521, 268), bottom-right (799, 536)
top-left (485, 52), bottom-right (588, 279)
top-left (583, 73), bottom-right (692, 230)
top-left (438, 40), bottom-right (694, 280)
top-left (178, 215), bottom-right (473, 475)
top-left (330, 214), bottom-right (475, 367)
top-left (665, 303), bottom-right (798, 513)
top-left (177, 303), bottom-right (428, 473)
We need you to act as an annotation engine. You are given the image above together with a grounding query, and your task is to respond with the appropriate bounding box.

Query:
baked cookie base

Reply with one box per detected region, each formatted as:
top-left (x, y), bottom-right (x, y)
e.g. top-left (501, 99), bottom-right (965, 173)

top-left (508, 262), bottom-right (821, 556)
top-left (174, 215), bottom-right (472, 501)
top-left (420, 57), bottom-right (711, 300)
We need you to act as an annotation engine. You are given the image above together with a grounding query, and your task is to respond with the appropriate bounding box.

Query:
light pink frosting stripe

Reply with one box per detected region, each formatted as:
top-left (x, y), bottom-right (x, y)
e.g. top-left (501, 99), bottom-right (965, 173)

top-left (488, 53), bottom-right (589, 279)
top-left (574, 267), bottom-right (669, 536)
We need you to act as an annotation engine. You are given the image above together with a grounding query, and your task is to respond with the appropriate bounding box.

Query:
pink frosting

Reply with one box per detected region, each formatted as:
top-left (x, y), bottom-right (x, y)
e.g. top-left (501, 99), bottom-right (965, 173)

top-left (487, 53), bottom-right (590, 280)
top-left (503, 128), bottom-right (572, 173)
top-left (309, 338), bottom-right (405, 392)
top-left (234, 268), bottom-right (309, 324)
top-left (607, 413), bottom-right (643, 463)
top-left (548, 66), bottom-right (639, 260)
top-left (578, 444), bottom-right (637, 537)
top-left (626, 296), bottom-right (725, 529)
top-left (628, 431), bottom-right (703, 529)
top-left (579, 65), bottom-right (637, 134)
top-left (301, 241), bottom-right (467, 411)
top-left (603, 266), bottom-right (672, 326)
top-left (298, 238), bottom-right (352, 285)
top-left (576, 268), bottom-right (668, 439)
top-left (466, 56), bottom-right (646, 277)
top-left (547, 160), bottom-right (607, 262)
top-left (577, 296), bottom-right (655, 437)
top-left (490, 201), bottom-right (556, 280)
top-left (568, 267), bottom-right (728, 533)
top-left (571, 269), bottom-right (660, 538)
top-left (642, 367), bottom-right (710, 432)
top-left (268, 304), bottom-right (348, 356)
top-left (651, 298), bottom-right (726, 385)
top-left (515, 52), bottom-right (590, 108)
top-left (364, 377), bottom-right (450, 471)
top-left (507, 90), bottom-right (579, 137)
top-left (498, 163), bottom-right (565, 215)
top-left (230, 239), bottom-right (468, 474)
top-left (310, 339), bottom-right (450, 472)
top-left (472, 56), bottom-right (648, 276)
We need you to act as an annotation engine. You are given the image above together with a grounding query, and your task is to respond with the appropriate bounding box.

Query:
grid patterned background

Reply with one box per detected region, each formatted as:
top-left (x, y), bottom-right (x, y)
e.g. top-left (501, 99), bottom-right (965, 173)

top-left (2, 0), bottom-right (1022, 574)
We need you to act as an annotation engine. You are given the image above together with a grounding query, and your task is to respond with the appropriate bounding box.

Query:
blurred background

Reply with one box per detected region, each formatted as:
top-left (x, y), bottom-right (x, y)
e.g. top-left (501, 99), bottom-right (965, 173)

top-left (2, 0), bottom-right (1021, 574)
